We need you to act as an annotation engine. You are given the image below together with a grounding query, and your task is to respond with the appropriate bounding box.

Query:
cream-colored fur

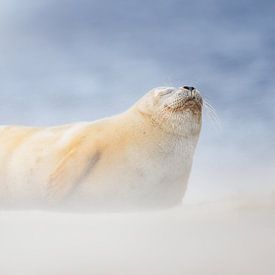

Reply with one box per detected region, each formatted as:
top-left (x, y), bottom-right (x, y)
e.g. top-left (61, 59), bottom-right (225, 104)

top-left (0, 87), bottom-right (202, 210)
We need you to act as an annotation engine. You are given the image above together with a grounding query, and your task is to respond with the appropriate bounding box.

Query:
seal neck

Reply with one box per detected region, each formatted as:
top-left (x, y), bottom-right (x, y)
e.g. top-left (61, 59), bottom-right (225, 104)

top-left (122, 108), bottom-right (201, 150)
top-left (130, 105), bottom-right (201, 139)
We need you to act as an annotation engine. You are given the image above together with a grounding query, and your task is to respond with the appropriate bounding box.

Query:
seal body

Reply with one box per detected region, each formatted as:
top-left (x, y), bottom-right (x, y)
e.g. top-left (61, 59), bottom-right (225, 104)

top-left (0, 86), bottom-right (202, 210)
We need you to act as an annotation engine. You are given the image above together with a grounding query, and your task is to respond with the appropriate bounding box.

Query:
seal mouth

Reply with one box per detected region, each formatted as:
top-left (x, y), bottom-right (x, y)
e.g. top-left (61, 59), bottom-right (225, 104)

top-left (167, 100), bottom-right (201, 113)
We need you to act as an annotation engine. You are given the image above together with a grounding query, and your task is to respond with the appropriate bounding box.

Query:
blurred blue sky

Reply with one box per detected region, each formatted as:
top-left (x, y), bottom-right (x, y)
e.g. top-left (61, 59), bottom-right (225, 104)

top-left (0, 0), bottom-right (274, 201)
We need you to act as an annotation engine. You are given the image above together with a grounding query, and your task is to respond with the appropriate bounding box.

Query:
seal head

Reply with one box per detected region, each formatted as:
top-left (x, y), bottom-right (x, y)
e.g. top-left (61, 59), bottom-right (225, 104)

top-left (135, 86), bottom-right (203, 136)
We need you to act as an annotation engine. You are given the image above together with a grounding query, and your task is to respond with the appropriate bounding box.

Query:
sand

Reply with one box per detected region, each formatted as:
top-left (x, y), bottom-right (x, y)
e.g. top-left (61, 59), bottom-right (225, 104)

top-left (0, 199), bottom-right (274, 275)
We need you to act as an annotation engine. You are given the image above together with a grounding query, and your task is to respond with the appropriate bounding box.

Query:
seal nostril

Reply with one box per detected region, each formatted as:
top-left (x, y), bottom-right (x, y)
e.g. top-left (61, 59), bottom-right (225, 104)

top-left (183, 86), bottom-right (195, 91)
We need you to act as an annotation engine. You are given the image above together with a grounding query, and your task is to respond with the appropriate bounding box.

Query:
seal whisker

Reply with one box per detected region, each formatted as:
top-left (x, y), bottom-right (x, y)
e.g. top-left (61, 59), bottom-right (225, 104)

top-left (203, 99), bottom-right (221, 130)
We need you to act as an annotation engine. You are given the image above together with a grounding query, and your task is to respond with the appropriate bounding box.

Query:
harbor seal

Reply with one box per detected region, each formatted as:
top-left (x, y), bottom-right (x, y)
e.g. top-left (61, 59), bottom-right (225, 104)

top-left (0, 86), bottom-right (203, 210)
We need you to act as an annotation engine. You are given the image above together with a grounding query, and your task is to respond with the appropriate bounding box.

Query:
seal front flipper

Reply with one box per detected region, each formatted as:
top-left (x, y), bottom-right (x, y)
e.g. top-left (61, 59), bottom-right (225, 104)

top-left (47, 147), bottom-right (101, 202)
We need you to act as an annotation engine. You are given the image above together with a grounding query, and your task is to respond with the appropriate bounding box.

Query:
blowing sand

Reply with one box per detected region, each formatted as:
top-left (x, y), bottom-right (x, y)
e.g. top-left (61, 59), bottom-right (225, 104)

top-left (0, 198), bottom-right (274, 275)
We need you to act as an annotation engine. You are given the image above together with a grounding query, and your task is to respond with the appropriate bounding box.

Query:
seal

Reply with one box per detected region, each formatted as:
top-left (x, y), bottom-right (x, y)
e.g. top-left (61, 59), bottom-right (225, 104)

top-left (0, 86), bottom-right (203, 210)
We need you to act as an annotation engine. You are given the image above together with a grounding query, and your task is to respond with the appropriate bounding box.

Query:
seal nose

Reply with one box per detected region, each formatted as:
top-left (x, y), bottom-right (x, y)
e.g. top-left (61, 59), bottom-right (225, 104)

top-left (181, 86), bottom-right (202, 104)
top-left (183, 86), bottom-right (195, 91)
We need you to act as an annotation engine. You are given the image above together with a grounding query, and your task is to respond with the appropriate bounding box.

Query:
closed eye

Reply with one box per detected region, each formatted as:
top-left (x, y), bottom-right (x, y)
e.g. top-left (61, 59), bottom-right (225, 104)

top-left (159, 89), bottom-right (174, 96)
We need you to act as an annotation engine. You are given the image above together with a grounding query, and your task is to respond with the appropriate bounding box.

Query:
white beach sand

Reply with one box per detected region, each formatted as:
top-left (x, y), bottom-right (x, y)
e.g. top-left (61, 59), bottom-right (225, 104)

top-left (0, 198), bottom-right (274, 275)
